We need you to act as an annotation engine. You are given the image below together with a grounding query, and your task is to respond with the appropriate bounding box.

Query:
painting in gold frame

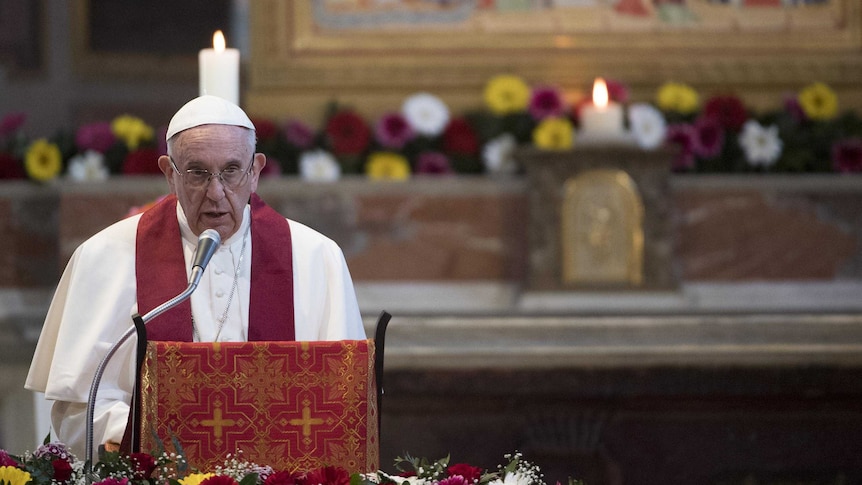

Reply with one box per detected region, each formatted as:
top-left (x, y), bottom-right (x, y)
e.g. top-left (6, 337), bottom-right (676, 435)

top-left (246, 0), bottom-right (862, 122)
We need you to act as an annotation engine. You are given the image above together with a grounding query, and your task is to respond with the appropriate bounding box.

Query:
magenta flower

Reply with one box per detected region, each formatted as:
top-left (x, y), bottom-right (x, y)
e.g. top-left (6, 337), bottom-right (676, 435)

top-left (693, 116), bottom-right (725, 158)
top-left (284, 120), bottom-right (316, 150)
top-left (0, 449), bottom-right (18, 466)
top-left (666, 123), bottom-right (697, 171)
top-left (415, 151), bottom-right (453, 174)
top-left (75, 122), bottom-right (116, 153)
top-left (832, 138), bottom-right (862, 173)
top-left (0, 112), bottom-right (26, 137)
top-left (782, 93), bottom-right (807, 123)
top-left (374, 112), bottom-right (415, 149)
top-left (528, 85), bottom-right (565, 120)
top-left (438, 476), bottom-right (471, 485)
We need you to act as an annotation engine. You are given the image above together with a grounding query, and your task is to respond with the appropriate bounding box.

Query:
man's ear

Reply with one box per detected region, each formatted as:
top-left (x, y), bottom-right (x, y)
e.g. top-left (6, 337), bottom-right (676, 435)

top-left (157, 155), bottom-right (177, 194)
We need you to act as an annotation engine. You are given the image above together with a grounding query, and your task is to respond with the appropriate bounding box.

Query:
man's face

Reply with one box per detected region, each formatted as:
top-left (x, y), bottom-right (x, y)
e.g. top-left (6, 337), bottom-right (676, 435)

top-left (158, 124), bottom-right (265, 240)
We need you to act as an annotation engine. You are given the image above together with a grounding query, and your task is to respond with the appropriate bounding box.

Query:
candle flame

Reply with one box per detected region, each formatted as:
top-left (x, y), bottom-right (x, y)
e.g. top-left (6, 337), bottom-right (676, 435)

top-left (213, 30), bottom-right (226, 53)
top-left (592, 78), bottom-right (609, 109)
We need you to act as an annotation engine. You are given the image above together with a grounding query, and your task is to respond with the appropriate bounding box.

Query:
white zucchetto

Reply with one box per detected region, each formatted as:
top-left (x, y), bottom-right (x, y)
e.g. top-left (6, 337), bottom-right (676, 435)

top-left (166, 95), bottom-right (255, 141)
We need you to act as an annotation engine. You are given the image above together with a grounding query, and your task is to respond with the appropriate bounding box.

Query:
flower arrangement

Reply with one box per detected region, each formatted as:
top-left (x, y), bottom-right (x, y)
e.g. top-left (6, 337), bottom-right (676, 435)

top-left (0, 440), bottom-right (584, 485)
top-left (2, 75), bottom-right (861, 184)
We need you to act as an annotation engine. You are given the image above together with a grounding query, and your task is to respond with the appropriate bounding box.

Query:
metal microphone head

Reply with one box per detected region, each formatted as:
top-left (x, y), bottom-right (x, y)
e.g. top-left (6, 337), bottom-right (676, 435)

top-left (192, 228), bottom-right (221, 271)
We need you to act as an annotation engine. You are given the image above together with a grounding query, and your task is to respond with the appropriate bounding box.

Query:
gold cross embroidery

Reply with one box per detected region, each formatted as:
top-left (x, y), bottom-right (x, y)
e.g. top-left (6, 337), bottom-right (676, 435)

top-left (289, 406), bottom-right (324, 436)
top-left (201, 407), bottom-right (236, 438)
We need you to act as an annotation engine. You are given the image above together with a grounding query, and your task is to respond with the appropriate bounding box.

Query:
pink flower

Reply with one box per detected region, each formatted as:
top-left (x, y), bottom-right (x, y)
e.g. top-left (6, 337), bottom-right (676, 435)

top-left (0, 112), bottom-right (26, 137)
top-left (439, 476), bottom-right (471, 485)
top-left (0, 449), bottom-right (18, 466)
top-left (693, 116), bottom-right (725, 158)
top-left (442, 117), bottom-right (479, 155)
top-left (666, 123), bottom-right (697, 171)
top-left (0, 152), bottom-right (25, 179)
top-left (832, 137), bottom-right (862, 173)
top-left (374, 112), bottom-right (415, 149)
top-left (703, 95), bottom-right (748, 131)
top-left (122, 148), bottom-right (161, 175)
top-left (528, 85), bottom-right (565, 120)
top-left (284, 120), bottom-right (316, 150)
top-left (415, 151), bottom-right (453, 174)
top-left (75, 122), bottom-right (117, 153)
top-left (325, 111), bottom-right (371, 155)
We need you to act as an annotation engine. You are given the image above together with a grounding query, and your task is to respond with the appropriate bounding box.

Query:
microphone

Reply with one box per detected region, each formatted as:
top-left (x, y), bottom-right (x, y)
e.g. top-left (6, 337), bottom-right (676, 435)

top-left (84, 228), bottom-right (221, 475)
top-left (188, 229), bottom-right (221, 287)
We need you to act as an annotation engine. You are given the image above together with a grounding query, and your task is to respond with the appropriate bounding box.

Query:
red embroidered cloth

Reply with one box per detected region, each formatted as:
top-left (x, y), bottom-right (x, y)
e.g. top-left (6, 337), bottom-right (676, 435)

top-left (139, 340), bottom-right (378, 472)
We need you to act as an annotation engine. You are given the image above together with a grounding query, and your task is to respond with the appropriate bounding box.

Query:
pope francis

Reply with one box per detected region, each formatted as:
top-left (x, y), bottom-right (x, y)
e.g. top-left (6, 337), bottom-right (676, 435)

top-left (25, 95), bottom-right (366, 459)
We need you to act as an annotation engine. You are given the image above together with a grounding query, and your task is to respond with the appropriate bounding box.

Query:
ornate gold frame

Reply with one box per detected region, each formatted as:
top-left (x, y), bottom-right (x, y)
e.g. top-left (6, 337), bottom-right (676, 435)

top-left (246, 0), bottom-right (862, 122)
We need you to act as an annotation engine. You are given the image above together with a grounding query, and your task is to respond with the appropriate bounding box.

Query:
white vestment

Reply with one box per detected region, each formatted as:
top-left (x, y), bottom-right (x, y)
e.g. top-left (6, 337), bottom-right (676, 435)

top-left (25, 203), bottom-right (365, 459)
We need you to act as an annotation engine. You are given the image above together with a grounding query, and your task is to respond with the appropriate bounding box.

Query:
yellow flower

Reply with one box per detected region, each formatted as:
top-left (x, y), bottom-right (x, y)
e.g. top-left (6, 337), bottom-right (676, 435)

top-left (484, 74), bottom-right (531, 115)
top-left (0, 466), bottom-right (32, 485)
top-left (111, 114), bottom-right (154, 150)
top-left (179, 473), bottom-right (215, 485)
top-left (366, 152), bottom-right (411, 180)
top-left (656, 82), bottom-right (700, 115)
top-left (24, 138), bottom-right (63, 182)
top-left (532, 117), bottom-right (574, 150)
top-left (798, 82), bottom-right (838, 120)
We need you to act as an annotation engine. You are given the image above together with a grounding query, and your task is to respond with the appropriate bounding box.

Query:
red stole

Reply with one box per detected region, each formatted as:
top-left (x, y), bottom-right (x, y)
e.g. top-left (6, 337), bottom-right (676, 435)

top-left (135, 193), bottom-right (296, 341)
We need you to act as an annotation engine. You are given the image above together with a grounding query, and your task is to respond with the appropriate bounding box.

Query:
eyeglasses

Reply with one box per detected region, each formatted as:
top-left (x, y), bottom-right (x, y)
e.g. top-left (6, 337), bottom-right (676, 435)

top-left (170, 156), bottom-right (253, 190)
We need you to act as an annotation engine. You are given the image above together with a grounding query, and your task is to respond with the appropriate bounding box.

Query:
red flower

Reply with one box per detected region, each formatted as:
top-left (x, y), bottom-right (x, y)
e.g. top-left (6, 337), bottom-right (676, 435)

top-left (122, 148), bottom-right (162, 175)
top-left (128, 452), bottom-right (157, 479)
top-left (0, 152), bottom-right (25, 179)
top-left (325, 111), bottom-right (371, 155)
top-left (666, 123), bottom-right (697, 171)
top-left (303, 465), bottom-right (351, 485)
top-left (832, 137), bottom-right (862, 173)
top-left (264, 470), bottom-right (307, 485)
top-left (52, 458), bottom-right (74, 482)
top-left (442, 118), bottom-right (479, 155)
top-left (447, 463), bottom-right (483, 482)
top-left (252, 118), bottom-right (279, 142)
top-left (201, 476), bottom-right (239, 485)
top-left (605, 79), bottom-right (630, 104)
top-left (703, 95), bottom-right (748, 131)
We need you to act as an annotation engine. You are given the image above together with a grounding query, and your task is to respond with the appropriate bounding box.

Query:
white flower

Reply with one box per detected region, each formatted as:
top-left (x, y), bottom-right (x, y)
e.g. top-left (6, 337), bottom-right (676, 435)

top-left (738, 119), bottom-right (782, 167)
top-left (299, 149), bottom-right (341, 182)
top-left (489, 472), bottom-right (533, 485)
top-left (66, 150), bottom-right (109, 182)
top-left (627, 103), bottom-right (667, 150)
top-left (482, 133), bottom-right (518, 175)
top-left (402, 92), bottom-right (450, 136)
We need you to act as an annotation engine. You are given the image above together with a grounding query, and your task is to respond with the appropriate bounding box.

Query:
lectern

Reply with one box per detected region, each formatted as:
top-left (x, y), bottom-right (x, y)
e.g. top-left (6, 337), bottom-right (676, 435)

top-left (137, 339), bottom-right (379, 472)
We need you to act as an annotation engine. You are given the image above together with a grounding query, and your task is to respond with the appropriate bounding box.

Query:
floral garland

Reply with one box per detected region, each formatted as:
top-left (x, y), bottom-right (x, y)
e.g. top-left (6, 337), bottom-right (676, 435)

top-left (1, 75), bottom-right (859, 184)
top-left (0, 441), bottom-right (584, 485)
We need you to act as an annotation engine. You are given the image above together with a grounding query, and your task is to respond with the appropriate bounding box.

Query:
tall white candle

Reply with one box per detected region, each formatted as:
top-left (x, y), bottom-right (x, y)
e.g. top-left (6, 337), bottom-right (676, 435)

top-left (579, 78), bottom-right (625, 140)
top-left (199, 30), bottom-right (240, 105)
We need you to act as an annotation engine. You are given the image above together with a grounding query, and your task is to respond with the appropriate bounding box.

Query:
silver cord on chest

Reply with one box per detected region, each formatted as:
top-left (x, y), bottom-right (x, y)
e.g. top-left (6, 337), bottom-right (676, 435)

top-left (193, 222), bottom-right (250, 342)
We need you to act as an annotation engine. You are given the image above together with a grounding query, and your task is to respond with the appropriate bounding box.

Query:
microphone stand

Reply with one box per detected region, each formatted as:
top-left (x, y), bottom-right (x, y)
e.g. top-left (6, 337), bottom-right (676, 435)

top-left (83, 279), bottom-right (202, 478)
